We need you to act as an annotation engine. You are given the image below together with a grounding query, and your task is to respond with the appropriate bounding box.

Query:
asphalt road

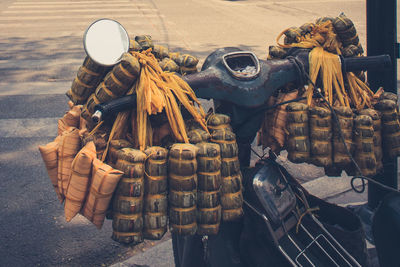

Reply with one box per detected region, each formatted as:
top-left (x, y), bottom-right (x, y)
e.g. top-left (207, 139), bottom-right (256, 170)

top-left (0, 0), bottom-right (396, 266)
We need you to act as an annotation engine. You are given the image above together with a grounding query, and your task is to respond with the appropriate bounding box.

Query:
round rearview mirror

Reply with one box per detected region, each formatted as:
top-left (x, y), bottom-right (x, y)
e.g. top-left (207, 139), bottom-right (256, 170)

top-left (83, 18), bottom-right (129, 66)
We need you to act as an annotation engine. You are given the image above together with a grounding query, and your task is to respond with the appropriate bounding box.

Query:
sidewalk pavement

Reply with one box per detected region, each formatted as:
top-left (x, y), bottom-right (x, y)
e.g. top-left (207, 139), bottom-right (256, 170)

top-left (111, 167), bottom-right (370, 267)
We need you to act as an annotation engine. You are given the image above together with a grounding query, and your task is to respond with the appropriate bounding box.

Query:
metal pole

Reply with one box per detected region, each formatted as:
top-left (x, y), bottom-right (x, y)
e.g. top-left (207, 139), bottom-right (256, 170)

top-left (366, 0), bottom-right (398, 208)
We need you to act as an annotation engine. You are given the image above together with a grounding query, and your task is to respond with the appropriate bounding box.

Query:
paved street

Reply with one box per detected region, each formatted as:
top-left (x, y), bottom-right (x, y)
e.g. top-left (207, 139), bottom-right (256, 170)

top-left (0, 0), bottom-right (397, 266)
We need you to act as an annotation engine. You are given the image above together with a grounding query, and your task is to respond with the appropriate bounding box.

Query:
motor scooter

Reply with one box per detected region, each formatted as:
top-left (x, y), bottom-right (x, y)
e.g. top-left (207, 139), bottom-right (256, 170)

top-left (83, 19), bottom-right (398, 267)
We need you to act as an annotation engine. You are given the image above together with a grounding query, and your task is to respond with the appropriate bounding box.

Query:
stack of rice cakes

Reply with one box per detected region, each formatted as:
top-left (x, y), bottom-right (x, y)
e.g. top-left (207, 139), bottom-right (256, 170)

top-left (143, 146), bottom-right (169, 240)
top-left (112, 148), bottom-right (146, 244)
top-left (196, 143), bottom-right (222, 235)
top-left (209, 114), bottom-right (243, 222)
top-left (168, 144), bottom-right (198, 235)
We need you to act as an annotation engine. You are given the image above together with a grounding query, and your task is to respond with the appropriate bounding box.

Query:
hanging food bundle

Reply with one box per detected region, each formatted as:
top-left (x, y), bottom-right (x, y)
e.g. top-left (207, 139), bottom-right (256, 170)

top-left (39, 31), bottom-right (245, 246)
top-left (259, 13), bottom-right (400, 178)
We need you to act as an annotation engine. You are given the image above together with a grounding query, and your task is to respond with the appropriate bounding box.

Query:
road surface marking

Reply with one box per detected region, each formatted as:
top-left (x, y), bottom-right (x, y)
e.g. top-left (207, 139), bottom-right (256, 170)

top-left (3, 9), bottom-right (155, 14)
top-left (0, 14), bottom-right (163, 21)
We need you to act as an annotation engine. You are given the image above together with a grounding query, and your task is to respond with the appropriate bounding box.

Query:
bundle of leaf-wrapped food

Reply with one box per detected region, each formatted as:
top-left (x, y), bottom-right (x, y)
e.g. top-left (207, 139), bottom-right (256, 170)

top-left (286, 102), bottom-right (310, 163)
top-left (207, 113), bottom-right (232, 133)
top-left (188, 129), bottom-right (211, 144)
top-left (353, 115), bottom-right (376, 177)
top-left (375, 99), bottom-right (400, 159)
top-left (108, 139), bottom-right (133, 167)
top-left (66, 56), bottom-right (109, 105)
top-left (168, 143), bottom-right (198, 235)
top-left (309, 106), bottom-right (332, 167)
top-left (268, 45), bottom-right (287, 59)
top-left (143, 146), bottom-right (169, 240)
top-left (176, 54), bottom-right (199, 75)
top-left (359, 109), bottom-right (383, 172)
top-left (112, 148), bottom-right (146, 244)
top-left (159, 57), bottom-right (180, 72)
top-left (332, 107), bottom-right (354, 172)
top-left (81, 53), bottom-right (140, 123)
top-left (152, 45), bottom-right (169, 60)
top-left (211, 129), bottom-right (243, 221)
top-left (196, 143), bottom-right (222, 235)
top-left (135, 35), bottom-right (153, 50)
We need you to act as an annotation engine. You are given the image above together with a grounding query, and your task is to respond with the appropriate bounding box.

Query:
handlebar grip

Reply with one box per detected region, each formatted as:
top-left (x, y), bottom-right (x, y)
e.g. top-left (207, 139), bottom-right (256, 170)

top-left (95, 94), bottom-right (136, 118)
top-left (343, 54), bottom-right (391, 72)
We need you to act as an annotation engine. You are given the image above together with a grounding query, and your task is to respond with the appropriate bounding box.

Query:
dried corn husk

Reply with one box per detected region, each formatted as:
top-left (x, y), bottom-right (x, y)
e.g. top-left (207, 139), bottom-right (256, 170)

top-left (64, 142), bottom-right (96, 222)
top-left (38, 138), bottom-right (63, 202)
top-left (286, 102), bottom-right (310, 163)
top-left (354, 115), bottom-right (376, 177)
top-left (131, 50), bottom-right (207, 150)
top-left (82, 159), bottom-right (123, 229)
top-left (57, 127), bottom-right (81, 196)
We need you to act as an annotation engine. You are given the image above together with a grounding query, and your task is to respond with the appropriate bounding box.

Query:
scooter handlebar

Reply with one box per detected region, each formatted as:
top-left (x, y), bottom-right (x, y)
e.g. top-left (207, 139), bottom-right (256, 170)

top-left (342, 54), bottom-right (391, 73)
top-left (92, 93), bottom-right (136, 123)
